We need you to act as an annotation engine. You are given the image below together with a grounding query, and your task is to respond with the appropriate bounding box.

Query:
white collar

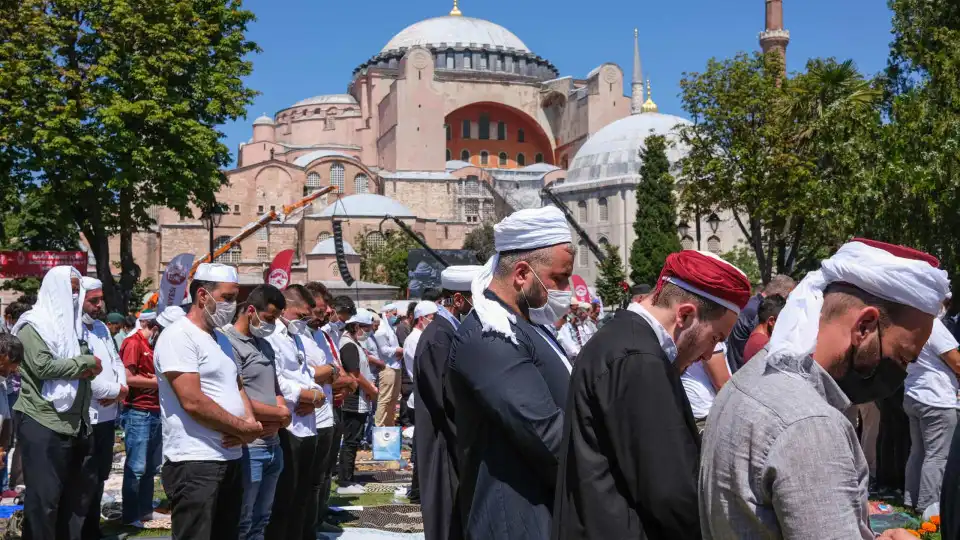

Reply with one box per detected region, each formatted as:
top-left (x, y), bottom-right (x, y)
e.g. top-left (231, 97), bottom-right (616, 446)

top-left (627, 303), bottom-right (678, 363)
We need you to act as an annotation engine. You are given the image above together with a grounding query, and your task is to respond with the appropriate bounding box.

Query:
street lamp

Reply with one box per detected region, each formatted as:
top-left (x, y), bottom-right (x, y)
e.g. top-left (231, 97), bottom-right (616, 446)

top-left (677, 221), bottom-right (690, 238)
top-left (707, 213), bottom-right (721, 234)
top-left (200, 203), bottom-right (225, 260)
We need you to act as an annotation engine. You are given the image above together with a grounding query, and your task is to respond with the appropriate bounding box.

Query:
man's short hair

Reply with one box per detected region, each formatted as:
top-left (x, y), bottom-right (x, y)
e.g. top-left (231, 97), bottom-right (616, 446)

top-left (493, 244), bottom-right (575, 278)
top-left (406, 302), bottom-right (416, 319)
top-left (764, 275), bottom-right (796, 297)
top-left (757, 294), bottom-right (787, 322)
top-left (283, 284), bottom-right (316, 309)
top-left (123, 315), bottom-right (137, 329)
top-left (15, 294), bottom-right (36, 306)
top-left (331, 295), bottom-right (357, 317)
top-left (4, 302), bottom-right (28, 322)
top-left (189, 279), bottom-right (219, 304)
top-left (631, 284), bottom-right (652, 297)
top-left (304, 282), bottom-right (333, 305)
top-left (422, 288), bottom-right (442, 302)
top-left (442, 289), bottom-right (473, 300)
top-left (0, 333), bottom-right (24, 364)
top-left (821, 282), bottom-right (911, 327)
top-left (245, 285), bottom-right (286, 313)
top-left (652, 282), bottom-right (728, 321)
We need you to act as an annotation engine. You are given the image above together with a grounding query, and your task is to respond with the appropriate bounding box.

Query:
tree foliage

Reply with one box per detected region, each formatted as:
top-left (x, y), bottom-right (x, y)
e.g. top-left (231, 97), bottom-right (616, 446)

top-left (630, 134), bottom-right (682, 285)
top-left (462, 223), bottom-right (495, 263)
top-left (356, 230), bottom-right (421, 292)
top-left (595, 243), bottom-right (628, 307)
top-left (0, 0), bottom-right (259, 311)
top-left (720, 245), bottom-right (762, 287)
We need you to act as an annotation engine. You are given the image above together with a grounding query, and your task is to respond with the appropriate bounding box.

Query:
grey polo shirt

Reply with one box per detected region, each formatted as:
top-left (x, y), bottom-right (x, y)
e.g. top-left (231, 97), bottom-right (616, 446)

top-left (699, 350), bottom-right (873, 540)
top-left (223, 325), bottom-right (282, 447)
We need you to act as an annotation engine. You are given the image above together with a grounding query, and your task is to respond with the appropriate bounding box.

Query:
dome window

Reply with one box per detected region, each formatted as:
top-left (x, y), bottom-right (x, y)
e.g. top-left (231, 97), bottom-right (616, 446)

top-left (464, 53), bottom-right (472, 69)
top-left (598, 197), bottom-right (609, 222)
top-left (354, 174), bottom-right (369, 194)
top-left (330, 163), bottom-right (345, 193)
top-left (577, 200), bottom-right (588, 222)
top-left (479, 53), bottom-right (488, 70)
top-left (445, 49), bottom-right (455, 70)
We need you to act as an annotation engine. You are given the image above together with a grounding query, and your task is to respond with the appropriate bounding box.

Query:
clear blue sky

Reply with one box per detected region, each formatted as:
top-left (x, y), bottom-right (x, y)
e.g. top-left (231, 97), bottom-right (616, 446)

top-left (223, 0), bottom-right (894, 164)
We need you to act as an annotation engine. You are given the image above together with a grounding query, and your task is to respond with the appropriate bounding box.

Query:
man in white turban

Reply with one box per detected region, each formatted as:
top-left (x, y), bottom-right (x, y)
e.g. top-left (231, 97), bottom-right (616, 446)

top-left (12, 266), bottom-right (102, 540)
top-left (447, 206), bottom-right (574, 540)
top-left (78, 277), bottom-right (128, 540)
top-left (700, 239), bottom-right (950, 540)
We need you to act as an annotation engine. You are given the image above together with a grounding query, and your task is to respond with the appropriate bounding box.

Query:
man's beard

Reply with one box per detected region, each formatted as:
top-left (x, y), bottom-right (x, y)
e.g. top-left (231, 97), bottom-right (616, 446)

top-left (519, 281), bottom-right (547, 312)
top-left (675, 321), bottom-right (710, 368)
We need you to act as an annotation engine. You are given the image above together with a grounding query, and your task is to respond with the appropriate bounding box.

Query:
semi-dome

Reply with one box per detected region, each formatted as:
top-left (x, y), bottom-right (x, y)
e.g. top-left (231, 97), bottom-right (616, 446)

top-left (313, 194), bottom-right (415, 218)
top-left (382, 16), bottom-right (529, 54)
top-left (566, 112), bottom-right (691, 184)
top-left (309, 237), bottom-right (358, 256)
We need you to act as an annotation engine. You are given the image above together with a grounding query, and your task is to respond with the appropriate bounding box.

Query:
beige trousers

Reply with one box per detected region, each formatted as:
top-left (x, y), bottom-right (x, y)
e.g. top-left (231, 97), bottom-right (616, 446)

top-left (375, 367), bottom-right (402, 427)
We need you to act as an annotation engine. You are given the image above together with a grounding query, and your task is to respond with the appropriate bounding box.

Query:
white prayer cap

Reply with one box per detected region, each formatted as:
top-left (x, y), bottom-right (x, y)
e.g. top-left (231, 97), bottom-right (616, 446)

top-left (157, 306), bottom-right (185, 328)
top-left (81, 277), bottom-right (102, 291)
top-left (383, 302), bottom-right (396, 312)
top-left (471, 206), bottom-right (573, 343)
top-left (194, 263), bottom-right (239, 284)
top-left (138, 309), bottom-right (158, 322)
top-left (369, 311), bottom-right (381, 323)
top-left (442, 265), bottom-right (484, 292)
top-left (768, 238), bottom-right (950, 361)
top-left (346, 310), bottom-right (374, 326)
top-left (414, 300), bottom-right (438, 320)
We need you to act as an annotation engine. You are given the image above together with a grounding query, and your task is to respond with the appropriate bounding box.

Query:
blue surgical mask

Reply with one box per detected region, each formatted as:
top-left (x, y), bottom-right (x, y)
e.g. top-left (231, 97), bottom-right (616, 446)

top-left (389, 316), bottom-right (400, 326)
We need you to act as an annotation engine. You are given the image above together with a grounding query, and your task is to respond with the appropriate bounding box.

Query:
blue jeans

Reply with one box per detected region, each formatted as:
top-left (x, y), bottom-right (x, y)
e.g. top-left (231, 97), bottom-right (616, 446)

top-left (121, 408), bottom-right (163, 523)
top-left (239, 443), bottom-right (284, 540)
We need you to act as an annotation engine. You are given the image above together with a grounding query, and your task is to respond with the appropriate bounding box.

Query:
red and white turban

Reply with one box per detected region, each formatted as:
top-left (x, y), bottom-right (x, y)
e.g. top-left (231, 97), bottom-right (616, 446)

top-left (656, 250), bottom-right (753, 314)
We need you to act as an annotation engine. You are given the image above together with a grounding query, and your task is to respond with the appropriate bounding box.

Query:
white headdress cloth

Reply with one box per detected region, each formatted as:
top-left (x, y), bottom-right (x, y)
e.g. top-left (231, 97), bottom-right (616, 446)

top-left (471, 206), bottom-right (572, 344)
top-left (12, 266), bottom-right (86, 412)
top-left (767, 241), bottom-right (950, 361)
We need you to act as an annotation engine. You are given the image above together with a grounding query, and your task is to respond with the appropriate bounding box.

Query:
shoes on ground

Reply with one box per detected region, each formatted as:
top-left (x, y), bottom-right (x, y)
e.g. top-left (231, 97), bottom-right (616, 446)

top-left (337, 483), bottom-right (366, 495)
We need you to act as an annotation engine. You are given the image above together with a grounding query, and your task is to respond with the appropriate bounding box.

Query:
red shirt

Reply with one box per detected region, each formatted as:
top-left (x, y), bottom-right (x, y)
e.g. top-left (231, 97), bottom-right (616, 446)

top-left (743, 330), bottom-right (770, 364)
top-left (121, 331), bottom-right (159, 412)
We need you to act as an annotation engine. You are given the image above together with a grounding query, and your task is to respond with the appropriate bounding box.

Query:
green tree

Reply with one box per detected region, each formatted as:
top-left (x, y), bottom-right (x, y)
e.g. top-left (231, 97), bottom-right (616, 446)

top-left (719, 245), bottom-right (762, 286)
top-left (128, 277), bottom-right (155, 315)
top-left (356, 230), bottom-right (420, 292)
top-left (462, 223), bottom-right (495, 263)
top-left (0, 0), bottom-right (259, 311)
top-left (630, 134), bottom-right (682, 285)
top-left (595, 243), bottom-right (628, 307)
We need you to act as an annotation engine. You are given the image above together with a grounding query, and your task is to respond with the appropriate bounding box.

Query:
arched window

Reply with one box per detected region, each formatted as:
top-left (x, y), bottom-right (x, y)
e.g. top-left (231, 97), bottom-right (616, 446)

top-left (535, 153), bottom-right (544, 164)
top-left (354, 173), bottom-right (369, 194)
top-left (577, 200), bottom-right (588, 222)
top-left (517, 153), bottom-right (526, 166)
top-left (497, 122), bottom-right (506, 140)
top-left (463, 53), bottom-right (472, 69)
top-left (462, 119), bottom-right (471, 139)
top-left (681, 236), bottom-right (695, 250)
top-left (366, 231), bottom-right (386, 252)
top-left (446, 149), bottom-right (452, 161)
top-left (517, 129), bottom-right (525, 143)
top-left (599, 237), bottom-right (610, 246)
top-left (498, 152), bottom-right (508, 166)
top-left (460, 149), bottom-right (470, 161)
top-left (257, 246), bottom-right (269, 262)
top-left (214, 236), bottom-right (241, 264)
top-left (445, 49), bottom-right (455, 69)
top-left (495, 54), bottom-right (503, 71)
top-left (479, 53), bottom-right (488, 70)
top-left (598, 197), bottom-right (609, 222)
top-left (479, 113), bottom-right (490, 140)
top-left (330, 163), bottom-right (345, 193)
top-left (464, 178), bottom-right (480, 195)
top-left (578, 240), bottom-right (588, 267)
top-left (707, 235), bottom-right (722, 254)
top-left (306, 172), bottom-right (322, 195)
top-left (480, 151), bottom-right (489, 165)
top-left (317, 231), bottom-right (332, 242)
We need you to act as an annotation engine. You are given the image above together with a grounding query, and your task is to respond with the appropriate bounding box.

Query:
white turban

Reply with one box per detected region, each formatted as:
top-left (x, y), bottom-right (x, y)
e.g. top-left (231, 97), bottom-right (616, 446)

top-left (442, 265), bottom-right (484, 292)
top-left (768, 240), bottom-right (950, 361)
top-left (157, 306), bottom-right (185, 328)
top-left (81, 277), bottom-right (102, 291)
top-left (471, 206), bottom-right (572, 343)
top-left (414, 300), bottom-right (438, 320)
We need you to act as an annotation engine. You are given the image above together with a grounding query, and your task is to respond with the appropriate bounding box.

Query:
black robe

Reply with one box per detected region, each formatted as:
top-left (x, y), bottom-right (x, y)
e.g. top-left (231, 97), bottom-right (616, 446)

top-left (552, 308), bottom-right (702, 540)
top-left (447, 292), bottom-right (570, 540)
top-left (941, 417), bottom-right (960, 540)
top-left (413, 313), bottom-right (463, 540)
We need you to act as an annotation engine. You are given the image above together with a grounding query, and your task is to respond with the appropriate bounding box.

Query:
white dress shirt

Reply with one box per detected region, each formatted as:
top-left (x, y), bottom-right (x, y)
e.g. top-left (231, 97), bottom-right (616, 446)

top-left (266, 325), bottom-right (322, 438)
top-left (84, 320), bottom-right (127, 424)
top-left (373, 323), bottom-right (402, 370)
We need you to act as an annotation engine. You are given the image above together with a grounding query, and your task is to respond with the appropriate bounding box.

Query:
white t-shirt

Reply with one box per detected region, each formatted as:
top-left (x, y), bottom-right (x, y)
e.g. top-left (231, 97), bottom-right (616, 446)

top-left (403, 327), bottom-right (423, 409)
top-left (906, 318), bottom-right (960, 409)
top-left (681, 342), bottom-right (729, 419)
top-left (84, 320), bottom-right (127, 424)
top-left (301, 333), bottom-right (334, 429)
top-left (155, 317), bottom-right (246, 462)
top-left (557, 322), bottom-right (585, 360)
top-left (266, 326), bottom-right (321, 438)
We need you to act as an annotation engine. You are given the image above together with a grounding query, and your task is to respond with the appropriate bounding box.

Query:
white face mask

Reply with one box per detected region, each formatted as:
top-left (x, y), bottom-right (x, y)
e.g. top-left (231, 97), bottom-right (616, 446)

top-left (356, 329), bottom-right (368, 342)
top-left (286, 318), bottom-right (308, 336)
top-left (81, 313), bottom-right (94, 325)
top-left (526, 271), bottom-right (572, 326)
top-left (202, 291), bottom-right (236, 329)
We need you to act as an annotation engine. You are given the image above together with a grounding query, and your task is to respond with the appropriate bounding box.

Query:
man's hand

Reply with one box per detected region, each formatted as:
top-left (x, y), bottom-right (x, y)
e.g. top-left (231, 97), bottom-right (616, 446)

top-left (117, 384), bottom-right (129, 402)
top-left (395, 347), bottom-right (403, 359)
top-left (92, 356), bottom-right (103, 376)
top-left (234, 418), bottom-right (263, 444)
top-left (294, 402), bottom-right (316, 417)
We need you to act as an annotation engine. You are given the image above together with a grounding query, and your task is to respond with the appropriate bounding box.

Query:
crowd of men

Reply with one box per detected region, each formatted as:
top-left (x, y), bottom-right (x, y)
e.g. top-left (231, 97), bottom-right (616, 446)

top-left (3, 203), bottom-right (960, 540)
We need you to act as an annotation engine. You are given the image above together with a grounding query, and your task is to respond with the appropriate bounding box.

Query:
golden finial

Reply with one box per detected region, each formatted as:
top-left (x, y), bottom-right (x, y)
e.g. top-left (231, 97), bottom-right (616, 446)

top-left (449, 0), bottom-right (463, 16)
top-left (641, 79), bottom-right (659, 113)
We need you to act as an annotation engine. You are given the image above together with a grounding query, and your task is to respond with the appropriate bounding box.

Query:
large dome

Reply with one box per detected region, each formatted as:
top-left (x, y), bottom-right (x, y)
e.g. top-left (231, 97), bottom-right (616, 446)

top-left (382, 16), bottom-right (530, 54)
top-left (566, 112), bottom-right (691, 184)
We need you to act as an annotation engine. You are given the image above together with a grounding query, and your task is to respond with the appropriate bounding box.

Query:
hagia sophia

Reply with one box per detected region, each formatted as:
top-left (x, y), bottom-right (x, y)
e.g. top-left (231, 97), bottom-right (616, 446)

top-left (123, 0), bottom-right (790, 297)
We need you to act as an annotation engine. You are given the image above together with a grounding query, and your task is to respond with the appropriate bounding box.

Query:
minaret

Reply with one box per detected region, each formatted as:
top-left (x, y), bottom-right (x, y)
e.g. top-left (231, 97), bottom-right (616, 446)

top-left (759, 0), bottom-right (790, 57)
top-left (630, 28), bottom-right (644, 115)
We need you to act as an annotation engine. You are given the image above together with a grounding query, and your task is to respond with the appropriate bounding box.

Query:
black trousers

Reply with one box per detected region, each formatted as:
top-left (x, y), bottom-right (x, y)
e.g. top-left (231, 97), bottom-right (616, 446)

top-left (81, 420), bottom-right (116, 540)
top-left (312, 426), bottom-right (337, 526)
top-left (877, 387), bottom-right (911, 491)
top-left (161, 459), bottom-right (242, 540)
top-left (17, 411), bottom-right (95, 540)
top-left (337, 411), bottom-right (368, 484)
top-left (319, 412), bottom-right (344, 524)
top-left (266, 431), bottom-right (318, 540)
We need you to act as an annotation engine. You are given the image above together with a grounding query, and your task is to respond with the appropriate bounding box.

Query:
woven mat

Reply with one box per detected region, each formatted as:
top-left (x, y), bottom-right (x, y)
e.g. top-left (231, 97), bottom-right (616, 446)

top-left (351, 504), bottom-right (423, 533)
top-left (355, 470), bottom-right (414, 483)
top-left (360, 482), bottom-right (410, 494)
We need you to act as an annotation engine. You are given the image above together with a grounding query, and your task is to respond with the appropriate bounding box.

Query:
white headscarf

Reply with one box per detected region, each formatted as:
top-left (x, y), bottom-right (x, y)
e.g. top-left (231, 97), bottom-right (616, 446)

top-left (12, 266), bottom-right (86, 412)
top-left (767, 240), bottom-right (950, 361)
top-left (471, 206), bottom-right (572, 344)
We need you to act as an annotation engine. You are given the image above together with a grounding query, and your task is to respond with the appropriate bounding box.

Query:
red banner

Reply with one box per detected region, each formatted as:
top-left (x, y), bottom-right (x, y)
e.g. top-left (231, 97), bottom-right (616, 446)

top-left (266, 250), bottom-right (295, 289)
top-left (571, 275), bottom-right (591, 304)
top-left (0, 251), bottom-right (87, 278)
